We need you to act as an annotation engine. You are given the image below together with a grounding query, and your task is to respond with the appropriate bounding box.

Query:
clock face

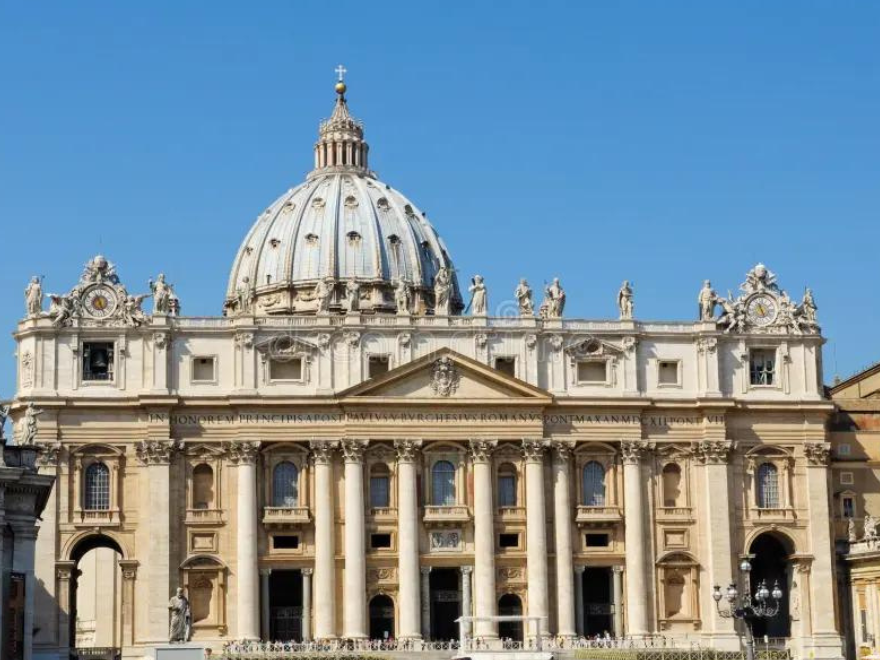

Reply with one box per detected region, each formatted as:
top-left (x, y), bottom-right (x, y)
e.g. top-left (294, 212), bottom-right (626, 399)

top-left (746, 294), bottom-right (778, 327)
top-left (82, 285), bottom-right (118, 319)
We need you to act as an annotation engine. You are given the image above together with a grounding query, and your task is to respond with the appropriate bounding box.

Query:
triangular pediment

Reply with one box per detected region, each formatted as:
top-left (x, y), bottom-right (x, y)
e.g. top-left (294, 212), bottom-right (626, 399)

top-left (340, 349), bottom-right (552, 402)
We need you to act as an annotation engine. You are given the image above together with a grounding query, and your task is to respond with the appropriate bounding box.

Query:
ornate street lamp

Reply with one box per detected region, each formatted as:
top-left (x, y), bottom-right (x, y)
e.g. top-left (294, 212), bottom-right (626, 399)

top-left (713, 558), bottom-right (784, 660)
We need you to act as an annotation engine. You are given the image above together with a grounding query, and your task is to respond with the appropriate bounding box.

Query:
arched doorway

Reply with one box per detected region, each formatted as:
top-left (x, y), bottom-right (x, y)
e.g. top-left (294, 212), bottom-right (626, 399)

top-left (369, 595), bottom-right (395, 640)
top-left (69, 536), bottom-right (125, 658)
top-left (498, 593), bottom-right (523, 642)
top-left (748, 533), bottom-right (792, 639)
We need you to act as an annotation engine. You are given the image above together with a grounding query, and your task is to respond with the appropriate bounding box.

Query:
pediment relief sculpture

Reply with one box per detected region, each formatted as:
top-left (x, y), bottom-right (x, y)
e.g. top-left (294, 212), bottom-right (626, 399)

top-left (564, 335), bottom-right (625, 359)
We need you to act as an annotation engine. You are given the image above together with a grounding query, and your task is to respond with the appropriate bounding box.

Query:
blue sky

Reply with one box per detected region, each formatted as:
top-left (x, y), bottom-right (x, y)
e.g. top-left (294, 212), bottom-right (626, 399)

top-left (1, 2), bottom-right (879, 394)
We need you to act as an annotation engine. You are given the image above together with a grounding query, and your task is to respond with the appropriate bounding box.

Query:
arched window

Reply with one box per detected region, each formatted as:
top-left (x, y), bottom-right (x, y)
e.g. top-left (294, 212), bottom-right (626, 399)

top-left (84, 462), bottom-right (110, 511)
top-left (582, 461), bottom-right (606, 506)
top-left (432, 460), bottom-right (456, 506)
top-left (272, 461), bottom-right (299, 507)
top-left (756, 463), bottom-right (779, 509)
top-left (497, 463), bottom-right (517, 507)
top-left (370, 464), bottom-right (391, 508)
top-left (192, 464), bottom-right (215, 509)
top-left (662, 463), bottom-right (682, 507)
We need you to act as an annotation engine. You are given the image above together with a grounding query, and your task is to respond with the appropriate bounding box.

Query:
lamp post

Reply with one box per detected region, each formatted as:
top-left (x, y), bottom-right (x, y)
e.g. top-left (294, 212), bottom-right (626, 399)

top-left (713, 558), bottom-right (784, 660)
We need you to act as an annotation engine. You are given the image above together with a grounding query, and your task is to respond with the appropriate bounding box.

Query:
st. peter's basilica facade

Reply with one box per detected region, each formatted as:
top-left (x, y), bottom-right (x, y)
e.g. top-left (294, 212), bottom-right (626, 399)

top-left (16, 78), bottom-right (843, 660)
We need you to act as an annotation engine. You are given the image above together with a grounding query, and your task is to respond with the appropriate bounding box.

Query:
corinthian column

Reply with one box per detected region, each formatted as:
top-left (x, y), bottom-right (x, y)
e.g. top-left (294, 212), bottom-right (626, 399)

top-left (229, 440), bottom-right (261, 640)
top-left (551, 441), bottom-right (576, 638)
top-left (470, 439), bottom-right (498, 639)
top-left (136, 438), bottom-right (181, 643)
top-left (523, 439), bottom-right (550, 640)
top-left (803, 442), bottom-right (836, 637)
top-left (342, 439), bottom-right (368, 639)
top-left (621, 440), bottom-right (651, 636)
top-left (395, 439), bottom-right (423, 640)
top-left (311, 440), bottom-right (339, 639)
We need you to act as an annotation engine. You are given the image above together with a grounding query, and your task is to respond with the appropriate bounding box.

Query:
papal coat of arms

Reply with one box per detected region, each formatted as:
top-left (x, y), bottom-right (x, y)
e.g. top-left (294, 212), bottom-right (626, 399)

top-left (430, 356), bottom-right (460, 397)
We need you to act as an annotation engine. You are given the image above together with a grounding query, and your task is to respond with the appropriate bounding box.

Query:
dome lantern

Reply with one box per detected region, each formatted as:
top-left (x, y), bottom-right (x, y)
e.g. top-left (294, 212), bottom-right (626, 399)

top-left (311, 65), bottom-right (370, 177)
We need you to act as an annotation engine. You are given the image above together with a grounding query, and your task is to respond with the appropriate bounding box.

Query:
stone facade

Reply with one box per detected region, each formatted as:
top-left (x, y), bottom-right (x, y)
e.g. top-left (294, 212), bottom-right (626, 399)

top-left (17, 78), bottom-right (844, 660)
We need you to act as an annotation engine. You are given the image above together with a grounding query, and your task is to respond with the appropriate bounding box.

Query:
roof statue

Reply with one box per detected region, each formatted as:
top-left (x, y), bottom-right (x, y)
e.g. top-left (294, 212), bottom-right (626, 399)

top-left (226, 69), bottom-right (463, 317)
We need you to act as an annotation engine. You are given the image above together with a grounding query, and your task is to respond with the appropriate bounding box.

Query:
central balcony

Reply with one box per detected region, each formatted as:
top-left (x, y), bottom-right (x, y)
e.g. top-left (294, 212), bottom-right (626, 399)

top-left (185, 508), bottom-right (225, 526)
top-left (262, 506), bottom-right (311, 526)
top-left (575, 505), bottom-right (623, 525)
top-left (74, 509), bottom-right (120, 528)
top-left (423, 504), bottom-right (471, 525)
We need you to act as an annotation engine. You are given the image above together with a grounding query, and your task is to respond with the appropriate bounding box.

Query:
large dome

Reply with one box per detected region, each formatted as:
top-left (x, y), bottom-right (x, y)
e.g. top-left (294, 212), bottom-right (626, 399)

top-left (226, 80), bottom-right (462, 316)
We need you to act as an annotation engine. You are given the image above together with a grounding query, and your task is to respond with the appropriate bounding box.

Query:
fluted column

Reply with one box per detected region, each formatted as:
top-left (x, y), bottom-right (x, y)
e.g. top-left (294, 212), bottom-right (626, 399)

top-left (803, 442), bottom-right (837, 637)
top-left (311, 440), bottom-right (339, 639)
top-left (552, 441), bottom-right (576, 638)
top-left (136, 439), bottom-right (181, 643)
top-left (229, 440), bottom-right (261, 640)
top-left (470, 439), bottom-right (498, 639)
top-left (395, 439), bottom-right (423, 639)
top-left (523, 439), bottom-right (550, 640)
top-left (342, 439), bottom-right (368, 638)
top-left (621, 440), bottom-right (651, 636)
top-left (302, 568), bottom-right (313, 642)
top-left (421, 566), bottom-right (432, 639)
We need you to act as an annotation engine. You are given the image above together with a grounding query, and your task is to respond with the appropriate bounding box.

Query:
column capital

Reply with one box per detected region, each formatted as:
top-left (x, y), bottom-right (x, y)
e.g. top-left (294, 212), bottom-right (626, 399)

top-left (521, 438), bottom-right (548, 463)
top-left (574, 565), bottom-right (586, 575)
top-left (341, 438), bottom-right (368, 463)
top-left (612, 565), bottom-right (625, 574)
top-left (36, 440), bottom-right (63, 468)
top-left (692, 439), bottom-right (734, 465)
top-left (118, 559), bottom-right (139, 580)
top-left (56, 560), bottom-right (76, 581)
top-left (302, 567), bottom-right (313, 577)
top-left (460, 565), bottom-right (473, 575)
top-left (803, 441), bottom-right (831, 466)
top-left (394, 438), bottom-right (423, 463)
top-left (309, 440), bottom-right (339, 464)
top-left (620, 439), bottom-right (654, 464)
top-left (226, 440), bottom-right (261, 465)
top-left (420, 566), bottom-right (432, 576)
top-left (469, 439), bottom-right (497, 463)
top-left (551, 440), bottom-right (575, 463)
top-left (259, 568), bottom-right (272, 577)
top-left (135, 438), bottom-right (182, 466)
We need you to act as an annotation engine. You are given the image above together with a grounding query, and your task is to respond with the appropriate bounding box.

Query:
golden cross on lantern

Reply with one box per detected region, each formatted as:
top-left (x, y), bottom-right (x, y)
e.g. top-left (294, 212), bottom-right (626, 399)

top-left (335, 64), bottom-right (347, 83)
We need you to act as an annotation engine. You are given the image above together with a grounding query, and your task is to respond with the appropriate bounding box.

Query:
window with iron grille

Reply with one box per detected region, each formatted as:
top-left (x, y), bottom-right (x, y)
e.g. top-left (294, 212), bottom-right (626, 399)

top-left (749, 349), bottom-right (776, 386)
top-left (756, 462), bottom-right (780, 508)
top-left (272, 461), bottom-right (299, 507)
top-left (84, 462), bottom-right (110, 510)
top-left (582, 461), bottom-right (606, 506)
top-left (432, 460), bottom-right (456, 506)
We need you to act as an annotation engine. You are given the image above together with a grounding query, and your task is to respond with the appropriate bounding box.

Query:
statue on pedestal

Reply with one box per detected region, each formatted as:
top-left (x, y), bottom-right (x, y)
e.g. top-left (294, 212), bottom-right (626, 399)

top-left (235, 276), bottom-right (255, 316)
top-left (698, 280), bottom-right (717, 321)
top-left (168, 587), bottom-right (191, 643)
top-left (801, 288), bottom-right (818, 325)
top-left (314, 277), bottom-right (334, 314)
top-left (514, 279), bottom-right (534, 316)
top-left (21, 402), bottom-right (44, 445)
top-left (617, 280), bottom-right (634, 320)
top-left (433, 267), bottom-right (452, 315)
top-left (149, 274), bottom-right (175, 315)
top-left (468, 275), bottom-right (487, 316)
top-left (394, 277), bottom-right (411, 315)
top-left (540, 278), bottom-right (565, 319)
top-left (25, 276), bottom-right (43, 317)
top-left (345, 279), bottom-right (360, 313)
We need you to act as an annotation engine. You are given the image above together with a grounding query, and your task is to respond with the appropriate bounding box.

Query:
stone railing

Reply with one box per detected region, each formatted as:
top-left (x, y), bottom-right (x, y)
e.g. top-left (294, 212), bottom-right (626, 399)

top-left (262, 506), bottom-right (311, 526)
top-left (656, 506), bottom-right (693, 520)
top-left (576, 505), bottom-right (623, 524)
top-left (422, 504), bottom-right (471, 523)
top-left (185, 508), bottom-right (225, 526)
top-left (74, 509), bottom-right (119, 527)
top-left (497, 505), bottom-right (527, 522)
top-left (369, 506), bottom-right (397, 520)
top-left (751, 507), bottom-right (796, 522)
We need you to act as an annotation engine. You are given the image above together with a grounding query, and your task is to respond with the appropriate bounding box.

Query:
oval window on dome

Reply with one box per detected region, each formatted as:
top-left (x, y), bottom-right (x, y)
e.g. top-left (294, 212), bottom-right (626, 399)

top-left (403, 204), bottom-right (415, 216)
top-left (347, 231), bottom-right (362, 245)
top-left (387, 234), bottom-right (400, 245)
top-left (376, 197), bottom-right (390, 211)
top-left (305, 233), bottom-right (319, 246)
top-left (269, 238), bottom-right (281, 248)
top-left (344, 195), bottom-right (359, 208)
top-left (282, 201), bottom-right (296, 214)
top-left (311, 197), bottom-right (325, 209)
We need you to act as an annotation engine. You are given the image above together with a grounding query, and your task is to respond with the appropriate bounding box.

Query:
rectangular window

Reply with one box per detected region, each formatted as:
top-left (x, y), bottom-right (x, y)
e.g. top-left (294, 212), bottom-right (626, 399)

top-left (272, 535), bottom-right (299, 550)
top-left (843, 496), bottom-right (855, 519)
top-left (841, 472), bottom-right (854, 485)
top-left (499, 533), bottom-right (519, 548)
top-left (269, 357), bottom-right (303, 381)
top-left (494, 357), bottom-right (516, 378)
top-left (82, 342), bottom-right (115, 382)
top-left (749, 349), bottom-right (776, 386)
top-left (192, 357), bottom-right (216, 382)
top-left (657, 360), bottom-right (680, 386)
top-left (371, 533), bottom-right (392, 549)
top-left (577, 361), bottom-right (607, 384)
top-left (585, 533), bottom-right (610, 548)
top-left (498, 475), bottom-right (517, 507)
top-left (370, 476), bottom-right (390, 508)
top-left (838, 443), bottom-right (852, 456)
top-left (368, 355), bottom-right (390, 379)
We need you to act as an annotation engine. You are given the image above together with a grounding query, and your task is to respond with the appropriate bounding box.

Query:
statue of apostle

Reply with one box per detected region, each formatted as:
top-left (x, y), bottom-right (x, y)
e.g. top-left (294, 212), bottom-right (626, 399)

top-left (433, 266), bottom-right (452, 315)
top-left (697, 280), bottom-right (718, 321)
top-left (25, 276), bottom-right (43, 317)
top-left (617, 281), bottom-right (634, 320)
top-left (514, 279), bottom-right (534, 316)
top-left (468, 275), bottom-right (488, 316)
top-left (168, 587), bottom-right (191, 643)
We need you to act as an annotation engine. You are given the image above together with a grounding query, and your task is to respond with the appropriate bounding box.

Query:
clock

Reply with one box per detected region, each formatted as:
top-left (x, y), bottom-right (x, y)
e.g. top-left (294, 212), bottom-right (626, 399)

top-left (82, 284), bottom-right (119, 319)
top-left (746, 294), bottom-right (778, 327)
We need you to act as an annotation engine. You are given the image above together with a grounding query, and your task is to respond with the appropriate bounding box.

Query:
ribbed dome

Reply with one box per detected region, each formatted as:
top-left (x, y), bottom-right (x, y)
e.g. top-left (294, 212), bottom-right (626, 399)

top-left (226, 78), bottom-right (462, 316)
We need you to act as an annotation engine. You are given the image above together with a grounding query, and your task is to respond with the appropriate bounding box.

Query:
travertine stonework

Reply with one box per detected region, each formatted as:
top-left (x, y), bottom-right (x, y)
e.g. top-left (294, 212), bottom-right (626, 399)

top-left (19, 78), bottom-right (843, 660)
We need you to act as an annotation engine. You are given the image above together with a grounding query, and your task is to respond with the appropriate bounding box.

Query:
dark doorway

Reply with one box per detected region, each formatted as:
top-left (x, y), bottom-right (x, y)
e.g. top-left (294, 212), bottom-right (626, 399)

top-left (69, 535), bottom-right (124, 659)
top-left (583, 567), bottom-right (613, 636)
top-left (269, 570), bottom-right (303, 641)
top-left (748, 534), bottom-right (791, 639)
top-left (429, 568), bottom-right (460, 641)
top-left (498, 594), bottom-right (523, 642)
top-left (369, 595), bottom-right (395, 640)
